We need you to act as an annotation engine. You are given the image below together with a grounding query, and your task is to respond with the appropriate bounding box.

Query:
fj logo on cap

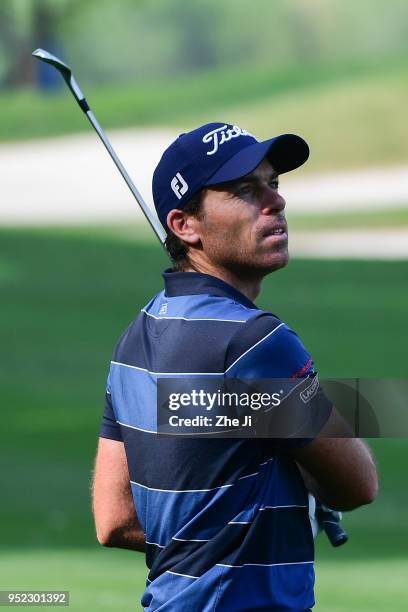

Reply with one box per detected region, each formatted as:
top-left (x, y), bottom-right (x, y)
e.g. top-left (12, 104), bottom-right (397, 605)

top-left (202, 124), bottom-right (255, 156)
top-left (170, 172), bottom-right (188, 199)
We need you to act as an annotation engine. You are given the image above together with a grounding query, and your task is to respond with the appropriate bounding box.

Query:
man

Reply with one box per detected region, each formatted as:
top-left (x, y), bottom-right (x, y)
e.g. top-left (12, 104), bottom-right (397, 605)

top-left (93, 123), bottom-right (378, 611)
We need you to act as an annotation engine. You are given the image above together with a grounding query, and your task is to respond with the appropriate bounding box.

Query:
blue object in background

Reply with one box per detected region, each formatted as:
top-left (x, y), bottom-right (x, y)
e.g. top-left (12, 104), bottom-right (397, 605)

top-left (37, 42), bottom-right (65, 90)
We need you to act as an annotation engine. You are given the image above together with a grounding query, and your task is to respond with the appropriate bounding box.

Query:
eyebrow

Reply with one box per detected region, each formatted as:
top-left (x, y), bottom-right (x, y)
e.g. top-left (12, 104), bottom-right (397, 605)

top-left (238, 174), bottom-right (279, 184)
top-left (214, 172), bottom-right (279, 193)
top-left (228, 173), bottom-right (279, 189)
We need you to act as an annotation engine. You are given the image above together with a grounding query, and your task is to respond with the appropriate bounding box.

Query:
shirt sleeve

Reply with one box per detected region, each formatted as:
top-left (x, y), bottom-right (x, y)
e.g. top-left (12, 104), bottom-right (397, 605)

top-left (225, 313), bottom-right (332, 446)
top-left (225, 313), bottom-right (315, 378)
top-left (99, 372), bottom-right (123, 441)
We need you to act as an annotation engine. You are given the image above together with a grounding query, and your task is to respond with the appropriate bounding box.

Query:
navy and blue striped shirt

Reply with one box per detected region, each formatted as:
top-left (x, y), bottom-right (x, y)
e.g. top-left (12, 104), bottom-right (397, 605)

top-left (101, 270), bottom-right (319, 611)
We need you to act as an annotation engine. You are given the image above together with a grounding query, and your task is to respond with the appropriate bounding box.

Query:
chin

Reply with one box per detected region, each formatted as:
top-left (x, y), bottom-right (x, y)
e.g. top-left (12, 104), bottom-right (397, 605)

top-left (262, 250), bottom-right (289, 272)
top-left (216, 246), bottom-right (289, 278)
top-left (232, 254), bottom-right (288, 280)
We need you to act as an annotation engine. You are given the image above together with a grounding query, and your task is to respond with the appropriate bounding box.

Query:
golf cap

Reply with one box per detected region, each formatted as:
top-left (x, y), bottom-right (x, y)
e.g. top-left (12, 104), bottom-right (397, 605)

top-left (152, 122), bottom-right (309, 228)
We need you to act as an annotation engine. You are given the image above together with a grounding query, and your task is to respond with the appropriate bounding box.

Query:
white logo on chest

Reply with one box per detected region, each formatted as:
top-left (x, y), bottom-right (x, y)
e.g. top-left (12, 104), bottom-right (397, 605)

top-left (202, 124), bottom-right (255, 156)
top-left (159, 302), bottom-right (168, 315)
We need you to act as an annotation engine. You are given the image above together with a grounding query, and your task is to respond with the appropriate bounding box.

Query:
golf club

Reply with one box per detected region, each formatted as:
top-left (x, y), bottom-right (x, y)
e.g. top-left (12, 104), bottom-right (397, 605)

top-left (32, 48), bottom-right (167, 248)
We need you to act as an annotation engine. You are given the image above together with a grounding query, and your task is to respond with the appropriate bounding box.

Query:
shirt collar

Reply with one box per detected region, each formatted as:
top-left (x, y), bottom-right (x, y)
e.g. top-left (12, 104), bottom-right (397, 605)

top-left (162, 268), bottom-right (257, 309)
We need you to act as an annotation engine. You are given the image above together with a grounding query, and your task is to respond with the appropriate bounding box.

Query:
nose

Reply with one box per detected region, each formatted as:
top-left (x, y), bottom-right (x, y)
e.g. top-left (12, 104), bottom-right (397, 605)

top-left (260, 187), bottom-right (286, 215)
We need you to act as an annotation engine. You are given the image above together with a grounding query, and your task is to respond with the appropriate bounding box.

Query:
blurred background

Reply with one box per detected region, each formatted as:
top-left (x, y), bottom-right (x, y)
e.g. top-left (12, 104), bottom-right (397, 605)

top-left (1, 1), bottom-right (407, 610)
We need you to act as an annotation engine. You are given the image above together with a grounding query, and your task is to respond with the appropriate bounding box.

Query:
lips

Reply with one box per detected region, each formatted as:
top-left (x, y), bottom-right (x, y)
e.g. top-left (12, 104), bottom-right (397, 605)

top-left (261, 223), bottom-right (287, 238)
top-left (267, 228), bottom-right (285, 236)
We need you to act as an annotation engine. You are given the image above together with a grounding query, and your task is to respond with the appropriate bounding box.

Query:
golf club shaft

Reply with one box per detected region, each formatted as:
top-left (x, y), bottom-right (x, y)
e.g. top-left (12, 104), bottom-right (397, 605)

top-left (84, 110), bottom-right (166, 245)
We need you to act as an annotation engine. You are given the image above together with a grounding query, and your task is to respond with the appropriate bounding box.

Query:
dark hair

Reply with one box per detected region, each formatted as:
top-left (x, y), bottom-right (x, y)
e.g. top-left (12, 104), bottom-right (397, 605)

top-left (164, 190), bottom-right (205, 270)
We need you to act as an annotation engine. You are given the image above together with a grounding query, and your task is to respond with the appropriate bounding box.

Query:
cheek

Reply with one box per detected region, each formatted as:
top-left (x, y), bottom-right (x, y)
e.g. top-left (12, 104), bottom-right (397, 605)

top-left (208, 217), bottom-right (252, 248)
top-left (204, 207), bottom-right (240, 235)
top-left (200, 198), bottom-right (257, 249)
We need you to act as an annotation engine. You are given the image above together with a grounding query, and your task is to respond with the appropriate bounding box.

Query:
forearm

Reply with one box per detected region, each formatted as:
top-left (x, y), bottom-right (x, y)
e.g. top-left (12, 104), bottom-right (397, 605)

top-left (101, 518), bottom-right (146, 552)
top-left (93, 490), bottom-right (146, 552)
top-left (293, 437), bottom-right (378, 511)
top-left (92, 438), bottom-right (146, 553)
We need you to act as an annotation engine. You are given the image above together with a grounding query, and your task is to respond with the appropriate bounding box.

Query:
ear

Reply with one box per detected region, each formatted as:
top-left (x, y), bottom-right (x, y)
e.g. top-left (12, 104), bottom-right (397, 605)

top-left (166, 209), bottom-right (202, 246)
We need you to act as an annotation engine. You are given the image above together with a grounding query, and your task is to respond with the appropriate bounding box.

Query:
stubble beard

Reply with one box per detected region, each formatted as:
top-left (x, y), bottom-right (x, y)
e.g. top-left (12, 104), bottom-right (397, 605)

top-left (203, 230), bottom-right (289, 281)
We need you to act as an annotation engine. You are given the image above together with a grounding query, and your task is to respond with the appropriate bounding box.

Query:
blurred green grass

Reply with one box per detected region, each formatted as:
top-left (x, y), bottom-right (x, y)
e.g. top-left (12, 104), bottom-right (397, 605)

top-left (1, 226), bottom-right (407, 608)
top-left (0, 550), bottom-right (146, 611)
top-left (221, 69), bottom-right (408, 172)
top-left (0, 550), bottom-right (407, 612)
top-left (1, 59), bottom-right (408, 170)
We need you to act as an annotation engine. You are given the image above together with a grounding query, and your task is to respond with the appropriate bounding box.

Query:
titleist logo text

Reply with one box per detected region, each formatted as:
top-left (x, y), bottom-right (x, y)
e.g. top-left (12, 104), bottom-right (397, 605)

top-left (202, 124), bottom-right (255, 156)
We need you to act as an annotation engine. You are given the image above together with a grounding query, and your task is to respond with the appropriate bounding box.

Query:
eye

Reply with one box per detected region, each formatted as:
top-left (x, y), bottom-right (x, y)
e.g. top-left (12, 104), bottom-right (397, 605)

top-left (236, 184), bottom-right (254, 197)
top-left (269, 179), bottom-right (279, 190)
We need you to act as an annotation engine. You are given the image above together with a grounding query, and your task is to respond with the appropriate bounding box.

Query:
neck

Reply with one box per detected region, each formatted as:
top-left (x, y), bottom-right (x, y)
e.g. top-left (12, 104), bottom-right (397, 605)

top-left (183, 259), bottom-right (263, 302)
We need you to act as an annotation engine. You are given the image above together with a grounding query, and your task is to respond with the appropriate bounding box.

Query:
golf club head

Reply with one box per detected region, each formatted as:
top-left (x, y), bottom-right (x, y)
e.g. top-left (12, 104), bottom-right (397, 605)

top-left (32, 48), bottom-right (86, 105)
top-left (32, 48), bottom-right (72, 79)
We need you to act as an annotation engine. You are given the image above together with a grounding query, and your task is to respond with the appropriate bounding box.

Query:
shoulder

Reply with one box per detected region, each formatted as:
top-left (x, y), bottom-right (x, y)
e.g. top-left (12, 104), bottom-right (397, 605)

top-left (110, 292), bottom-right (165, 361)
top-left (225, 311), bottom-right (314, 378)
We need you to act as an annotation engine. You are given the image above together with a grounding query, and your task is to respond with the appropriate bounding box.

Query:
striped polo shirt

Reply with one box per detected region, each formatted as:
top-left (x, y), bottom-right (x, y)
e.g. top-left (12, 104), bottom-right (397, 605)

top-left (101, 269), bottom-right (319, 611)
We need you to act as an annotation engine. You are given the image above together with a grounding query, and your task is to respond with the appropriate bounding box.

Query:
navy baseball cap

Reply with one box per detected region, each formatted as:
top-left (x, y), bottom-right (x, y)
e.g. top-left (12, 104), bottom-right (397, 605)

top-left (152, 122), bottom-right (309, 228)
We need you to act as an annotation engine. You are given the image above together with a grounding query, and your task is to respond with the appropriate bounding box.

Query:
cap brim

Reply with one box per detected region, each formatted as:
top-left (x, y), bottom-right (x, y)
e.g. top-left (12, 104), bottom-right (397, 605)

top-left (205, 134), bottom-right (309, 186)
